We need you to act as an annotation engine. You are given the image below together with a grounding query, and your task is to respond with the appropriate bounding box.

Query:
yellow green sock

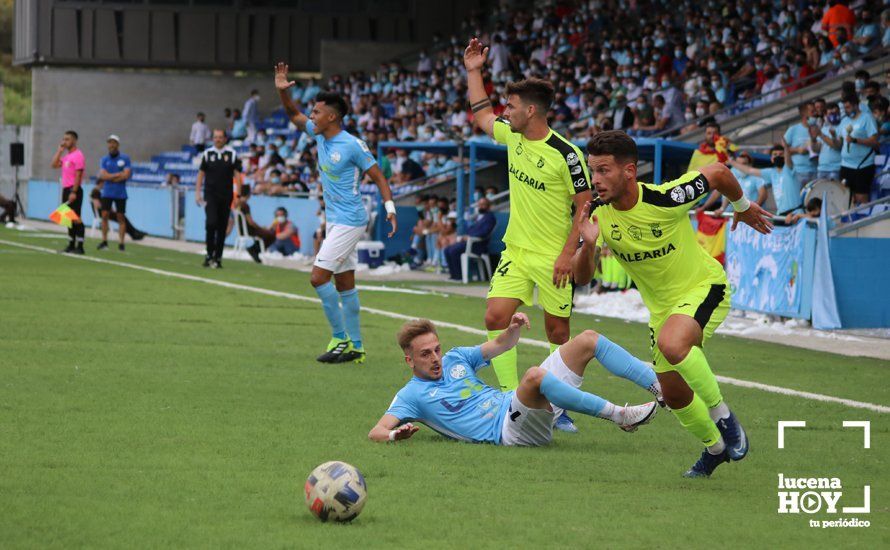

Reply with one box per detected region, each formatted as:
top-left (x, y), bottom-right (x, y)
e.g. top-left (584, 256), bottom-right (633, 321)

top-left (488, 329), bottom-right (518, 391)
top-left (674, 346), bottom-right (723, 409)
top-left (672, 394), bottom-right (721, 447)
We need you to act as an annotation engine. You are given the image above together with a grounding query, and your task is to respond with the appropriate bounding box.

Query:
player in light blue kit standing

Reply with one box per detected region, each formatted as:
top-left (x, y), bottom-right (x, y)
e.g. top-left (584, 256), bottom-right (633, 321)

top-left (275, 62), bottom-right (397, 364)
top-left (368, 314), bottom-right (659, 445)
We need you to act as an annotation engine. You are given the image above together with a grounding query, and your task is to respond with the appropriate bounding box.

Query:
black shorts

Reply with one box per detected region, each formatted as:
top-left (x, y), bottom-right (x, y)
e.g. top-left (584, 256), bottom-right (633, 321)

top-left (839, 165), bottom-right (876, 195)
top-left (100, 197), bottom-right (127, 214)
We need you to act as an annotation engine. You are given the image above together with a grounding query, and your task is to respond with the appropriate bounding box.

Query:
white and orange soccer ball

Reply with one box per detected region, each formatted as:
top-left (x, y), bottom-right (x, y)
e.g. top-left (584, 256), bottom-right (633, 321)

top-left (304, 461), bottom-right (368, 522)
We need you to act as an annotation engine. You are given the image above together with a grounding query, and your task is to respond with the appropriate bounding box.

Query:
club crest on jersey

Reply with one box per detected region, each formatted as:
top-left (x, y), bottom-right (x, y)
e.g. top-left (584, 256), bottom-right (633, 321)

top-left (566, 152), bottom-right (579, 166)
top-left (331, 151), bottom-right (341, 163)
top-left (117, 159), bottom-right (125, 167)
top-left (450, 365), bottom-right (467, 379)
top-left (515, 144), bottom-right (523, 155)
top-left (537, 156), bottom-right (545, 168)
top-left (610, 224), bottom-right (622, 241)
top-left (628, 225), bottom-right (643, 240)
top-left (570, 164), bottom-right (582, 175)
top-left (670, 187), bottom-right (686, 203)
top-left (650, 223), bottom-right (662, 237)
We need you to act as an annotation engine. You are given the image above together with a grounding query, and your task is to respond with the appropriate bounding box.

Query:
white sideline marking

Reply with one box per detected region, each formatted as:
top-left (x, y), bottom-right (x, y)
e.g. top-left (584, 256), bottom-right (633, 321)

top-left (3, 237), bottom-right (889, 414)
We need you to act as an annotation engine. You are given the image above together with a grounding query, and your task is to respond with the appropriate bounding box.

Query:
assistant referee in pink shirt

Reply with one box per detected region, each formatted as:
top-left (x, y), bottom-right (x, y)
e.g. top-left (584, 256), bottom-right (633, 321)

top-left (50, 130), bottom-right (86, 254)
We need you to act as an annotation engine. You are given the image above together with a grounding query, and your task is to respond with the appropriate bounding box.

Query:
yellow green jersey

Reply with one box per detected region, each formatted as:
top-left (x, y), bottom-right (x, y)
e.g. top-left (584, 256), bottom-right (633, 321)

top-left (594, 171), bottom-right (727, 319)
top-left (493, 118), bottom-right (591, 257)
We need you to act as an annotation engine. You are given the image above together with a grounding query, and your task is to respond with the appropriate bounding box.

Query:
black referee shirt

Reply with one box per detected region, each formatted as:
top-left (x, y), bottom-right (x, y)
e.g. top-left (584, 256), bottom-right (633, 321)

top-left (199, 146), bottom-right (241, 199)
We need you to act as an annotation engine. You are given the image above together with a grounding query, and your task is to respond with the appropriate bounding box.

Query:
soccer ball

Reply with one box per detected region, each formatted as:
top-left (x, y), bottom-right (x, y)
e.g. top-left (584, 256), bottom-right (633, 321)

top-left (304, 461), bottom-right (368, 522)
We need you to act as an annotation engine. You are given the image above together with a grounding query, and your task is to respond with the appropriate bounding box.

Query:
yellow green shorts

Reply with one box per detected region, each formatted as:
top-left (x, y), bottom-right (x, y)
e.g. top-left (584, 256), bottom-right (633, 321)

top-left (648, 283), bottom-right (731, 373)
top-left (487, 246), bottom-right (573, 318)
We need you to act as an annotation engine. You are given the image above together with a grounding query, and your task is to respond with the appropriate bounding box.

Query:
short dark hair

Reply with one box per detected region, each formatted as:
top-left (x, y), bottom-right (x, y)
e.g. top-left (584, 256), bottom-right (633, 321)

top-left (505, 78), bottom-right (555, 113)
top-left (841, 92), bottom-right (859, 105)
top-left (770, 143), bottom-right (784, 154)
top-left (276, 207), bottom-right (288, 217)
top-left (586, 130), bottom-right (638, 164)
top-left (64, 130), bottom-right (78, 140)
top-left (806, 197), bottom-right (822, 211)
top-left (798, 101), bottom-right (813, 113)
top-left (240, 184), bottom-right (251, 196)
top-left (865, 80), bottom-right (881, 91)
top-left (315, 92), bottom-right (349, 118)
top-left (705, 121), bottom-right (721, 133)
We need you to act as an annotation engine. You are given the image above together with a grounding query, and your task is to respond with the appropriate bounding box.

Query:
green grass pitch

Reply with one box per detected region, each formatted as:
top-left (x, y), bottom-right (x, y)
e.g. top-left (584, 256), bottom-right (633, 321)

top-left (0, 228), bottom-right (887, 548)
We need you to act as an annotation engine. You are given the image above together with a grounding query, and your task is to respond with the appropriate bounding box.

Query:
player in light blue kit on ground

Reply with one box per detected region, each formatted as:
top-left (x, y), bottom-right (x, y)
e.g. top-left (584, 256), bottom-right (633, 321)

top-left (275, 62), bottom-right (397, 364)
top-left (369, 314), bottom-right (660, 445)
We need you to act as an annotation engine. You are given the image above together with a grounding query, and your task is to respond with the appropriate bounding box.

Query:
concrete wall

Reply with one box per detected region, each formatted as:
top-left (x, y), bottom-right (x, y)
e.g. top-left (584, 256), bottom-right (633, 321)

top-left (320, 40), bottom-right (423, 79)
top-left (30, 67), bottom-right (283, 180)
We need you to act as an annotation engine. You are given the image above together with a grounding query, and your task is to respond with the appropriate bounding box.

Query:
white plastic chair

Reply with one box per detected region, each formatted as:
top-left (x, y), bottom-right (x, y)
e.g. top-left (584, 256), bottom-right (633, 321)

top-left (232, 209), bottom-right (264, 254)
top-left (460, 235), bottom-right (492, 283)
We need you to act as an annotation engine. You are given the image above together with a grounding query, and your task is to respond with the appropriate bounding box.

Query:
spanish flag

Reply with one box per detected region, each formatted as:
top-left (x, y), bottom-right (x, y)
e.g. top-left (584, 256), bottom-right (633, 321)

top-left (687, 135), bottom-right (737, 172)
top-left (49, 204), bottom-right (81, 228)
top-left (695, 209), bottom-right (726, 265)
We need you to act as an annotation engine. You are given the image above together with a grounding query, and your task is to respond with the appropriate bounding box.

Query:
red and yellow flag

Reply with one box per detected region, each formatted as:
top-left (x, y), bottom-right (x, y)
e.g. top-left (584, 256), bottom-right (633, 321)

top-left (695, 210), bottom-right (726, 265)
top-left (49, 204), bottom-right (81, 228)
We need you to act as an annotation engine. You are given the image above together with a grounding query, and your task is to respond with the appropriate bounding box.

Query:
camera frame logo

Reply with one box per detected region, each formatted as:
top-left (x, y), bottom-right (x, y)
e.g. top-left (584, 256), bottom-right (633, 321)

top-left (776, 421), bottom-right (871, 529)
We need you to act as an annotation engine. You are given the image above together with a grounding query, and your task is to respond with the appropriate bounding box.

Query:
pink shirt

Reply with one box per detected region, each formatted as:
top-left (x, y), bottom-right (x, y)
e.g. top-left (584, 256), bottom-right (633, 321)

top-left (61, 149), bottom-right (85, 188)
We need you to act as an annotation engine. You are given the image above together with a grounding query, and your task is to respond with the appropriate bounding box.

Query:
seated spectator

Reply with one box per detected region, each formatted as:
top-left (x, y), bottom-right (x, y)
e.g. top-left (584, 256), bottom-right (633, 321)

top-left (267, 207), bottom-right (301, 256)
top-left (786, 197), bottom-right (824, 224)
top-left (852, 8), bottom-right (880, 55)
top-left (0, 193), bottom-right (17, 223)
top-left (869, 95), bottom-right (890, 138)
top-left (227, 188), bottom-right (275, 263)
top-left (443, 198), bottom-right (497, 281)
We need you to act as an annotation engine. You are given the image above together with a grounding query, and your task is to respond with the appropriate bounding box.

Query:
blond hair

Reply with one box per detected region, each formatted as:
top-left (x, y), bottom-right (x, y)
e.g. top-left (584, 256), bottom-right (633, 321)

top-left (397, 319), bottom-right (438, 353)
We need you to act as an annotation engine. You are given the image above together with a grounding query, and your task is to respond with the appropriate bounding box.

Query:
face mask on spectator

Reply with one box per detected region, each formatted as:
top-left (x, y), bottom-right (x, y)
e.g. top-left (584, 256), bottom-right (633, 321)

top-left (772, 156), bottom-right (785, 168)
top-left (276, 215), bottom-right (286, 224)
top-left (807, 117), bottom-right (817, 126)
top-left (661, 80), bottom-right (670, 89)
top-left (707, 60), bottom-right (717, 70)
top-left (685, 110), bottom-right (695, 121)
top-left (724, 48), bottom-right (733, 57)
top-left (827, 113), bottom-right (840, 125)
top-left (855, 79), bottom-right (866, 91)
top-left (674, 49), bottom-right (683, 58)
top-left (711, 80), bottom-right (720, 89)
top-left (271, 177), bottom-right (281, 184)
top-left (771, 46), bottom-right (780, 55)
top-left (743, 47), bottom-right (753, 57)
top-left (842, 53), bottom-right (852, 63)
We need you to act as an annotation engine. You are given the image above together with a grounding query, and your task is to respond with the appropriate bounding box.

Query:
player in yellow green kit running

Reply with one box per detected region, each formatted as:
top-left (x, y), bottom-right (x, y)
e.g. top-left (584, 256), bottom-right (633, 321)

top-left (463, 38), bottom-right (593, 433)
top-left (574, 130), bottom-right (774, 477)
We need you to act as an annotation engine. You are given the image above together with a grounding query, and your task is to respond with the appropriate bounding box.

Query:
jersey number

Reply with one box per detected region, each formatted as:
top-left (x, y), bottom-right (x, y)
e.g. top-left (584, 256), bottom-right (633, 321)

top-left (496, 261), bottom-right (512, 277)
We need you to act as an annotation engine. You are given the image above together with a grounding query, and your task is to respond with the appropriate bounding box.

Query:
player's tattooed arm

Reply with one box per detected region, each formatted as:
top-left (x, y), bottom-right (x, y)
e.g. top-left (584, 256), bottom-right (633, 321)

top-left (368, 414), bottom-right (418, 443)
top-left (463, 37), bottom-right (496, 137)
top-left (274, 62), bottom-right (309, 131)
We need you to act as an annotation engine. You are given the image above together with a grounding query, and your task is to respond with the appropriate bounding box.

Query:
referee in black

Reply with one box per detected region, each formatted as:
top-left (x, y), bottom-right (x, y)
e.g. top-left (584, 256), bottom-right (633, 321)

top-left (195, 129), bottom-right (241, 268)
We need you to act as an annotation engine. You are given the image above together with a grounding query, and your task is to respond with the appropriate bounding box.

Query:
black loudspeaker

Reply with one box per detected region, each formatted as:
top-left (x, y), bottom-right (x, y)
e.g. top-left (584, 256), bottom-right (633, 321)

top-left (10, 143), bottom-right (24, 166)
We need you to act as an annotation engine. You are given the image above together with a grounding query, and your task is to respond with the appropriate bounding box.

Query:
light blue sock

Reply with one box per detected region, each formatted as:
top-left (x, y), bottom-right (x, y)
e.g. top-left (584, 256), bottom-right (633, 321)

top-left (595, 335), bottom-right (657, 390)
top-left (540, 372), bottom-right (610, 419)
top-left (315, 282), bottom-right (346, 340)
top-left (339, 288), bottom-right (362, 350)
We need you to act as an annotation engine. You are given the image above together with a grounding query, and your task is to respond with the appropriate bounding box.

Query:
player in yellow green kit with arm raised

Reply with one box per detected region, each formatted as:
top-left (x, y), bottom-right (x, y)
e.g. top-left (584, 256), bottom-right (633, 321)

top-left (463, 38), bottom-right (593, 432)
top-left (574, 131), bottom-right (774, 477)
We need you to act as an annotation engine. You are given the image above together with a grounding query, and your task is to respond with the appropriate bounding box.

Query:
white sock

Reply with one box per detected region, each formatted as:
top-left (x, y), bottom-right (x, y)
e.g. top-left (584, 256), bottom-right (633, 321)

top-left (707, 437), bottom-right (726, 455)
top-left (596, 402), bottom-right (621, 423)
top-left (709, 401), bottom-right (731, 422)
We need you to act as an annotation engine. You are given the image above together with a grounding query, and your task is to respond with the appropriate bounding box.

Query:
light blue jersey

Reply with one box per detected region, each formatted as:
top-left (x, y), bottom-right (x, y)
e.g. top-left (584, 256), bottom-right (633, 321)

top-left (839, 112), bottom-right (878, 169)
top-left (818, 124), bottom-right (842, 172)
top-left (784, 123), bottom-right (816, 176)
top-left (305, 120), bottom-right (377, 227)
top-left (385, 346), bottom-right (512, 444)
top-left (728, 167), bottom-right (766, 212)
top-left (761, 167), bottom-right (802, 214)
